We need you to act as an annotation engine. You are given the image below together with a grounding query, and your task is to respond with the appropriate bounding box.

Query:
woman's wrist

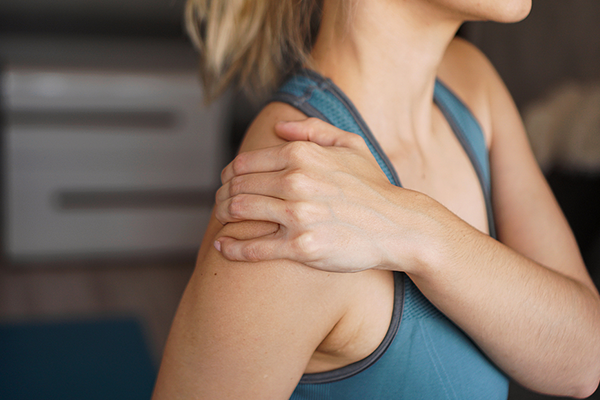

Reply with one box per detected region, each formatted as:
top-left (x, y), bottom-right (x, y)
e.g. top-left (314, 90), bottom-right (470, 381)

top-left (380, 189), bottom-right (451, 276)
top-left (405, 198), bottom-right (490, 283)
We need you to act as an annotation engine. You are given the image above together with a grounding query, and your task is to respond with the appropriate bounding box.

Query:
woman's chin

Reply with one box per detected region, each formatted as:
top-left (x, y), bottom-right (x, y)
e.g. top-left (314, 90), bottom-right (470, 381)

top-left (496, 0), bottom-right (532, 23)
top-left (463, 0), bottom-right (532, 24)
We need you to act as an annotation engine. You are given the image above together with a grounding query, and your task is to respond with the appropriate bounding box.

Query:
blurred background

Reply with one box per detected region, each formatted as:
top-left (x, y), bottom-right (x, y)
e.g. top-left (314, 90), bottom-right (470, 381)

top-left (0, 0), bottom-right (598, 399)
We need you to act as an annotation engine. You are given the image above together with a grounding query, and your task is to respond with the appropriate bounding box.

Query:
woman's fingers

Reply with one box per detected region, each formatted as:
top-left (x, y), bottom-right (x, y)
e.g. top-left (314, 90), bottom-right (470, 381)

top-left (215, 194), bottom-right (289, 225)
top-left (221, 144), bottom-right (290, 184)
top-left (217, 167), bottom-right (323, 205)
top-left (275, 118), bottom-right (368, 150)
top-left (215, 234), bottom-right (286, 263)
top-left (215, 230), bottom-right (317, 265)
top-left (217, 171), bottom-right (286, 203)
top-left (221, 140), bottom-right (325, 184)
top-left (221, 119), bottom-right (370, 185)
top-left (216, 188), bottom-right (332, 227)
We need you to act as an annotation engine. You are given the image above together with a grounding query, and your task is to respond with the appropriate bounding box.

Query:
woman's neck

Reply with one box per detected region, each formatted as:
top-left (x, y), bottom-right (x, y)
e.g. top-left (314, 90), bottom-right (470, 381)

top-left (311, 0), bottom-right (462, 145)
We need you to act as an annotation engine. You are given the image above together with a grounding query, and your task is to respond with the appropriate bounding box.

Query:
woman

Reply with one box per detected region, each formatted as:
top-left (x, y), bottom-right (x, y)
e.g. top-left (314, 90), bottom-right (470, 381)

top-left (153, 0), bottom-right (600, 399)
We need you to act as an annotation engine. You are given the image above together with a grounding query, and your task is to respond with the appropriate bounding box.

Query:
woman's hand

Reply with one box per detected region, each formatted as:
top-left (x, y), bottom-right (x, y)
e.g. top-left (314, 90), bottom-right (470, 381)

top-left (214, 118), bottom-right (428, 273)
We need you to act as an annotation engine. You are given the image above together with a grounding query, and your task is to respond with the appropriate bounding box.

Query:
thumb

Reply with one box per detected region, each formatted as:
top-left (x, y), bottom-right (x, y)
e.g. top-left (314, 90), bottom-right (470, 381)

top-left (214, 234), bottom-right (288, 263)
top-left (275, 118), bottom-right (364, 149)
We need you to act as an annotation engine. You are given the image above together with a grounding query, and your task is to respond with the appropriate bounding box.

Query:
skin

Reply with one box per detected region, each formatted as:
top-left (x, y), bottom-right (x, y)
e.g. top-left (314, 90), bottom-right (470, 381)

top-left (153, 0), bottom-right (600, 398)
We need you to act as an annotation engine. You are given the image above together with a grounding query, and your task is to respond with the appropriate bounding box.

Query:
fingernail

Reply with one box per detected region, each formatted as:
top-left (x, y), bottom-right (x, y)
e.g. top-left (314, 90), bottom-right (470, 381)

top-left (214, 240), bottom-right (221, 252)
top-left (276, 120), bottom-right (298, 128)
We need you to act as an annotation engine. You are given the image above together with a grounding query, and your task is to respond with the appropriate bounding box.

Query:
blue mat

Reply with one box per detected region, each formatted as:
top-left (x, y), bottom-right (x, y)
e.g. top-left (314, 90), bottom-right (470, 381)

top-left (0, 317), bottom-right (156, 400)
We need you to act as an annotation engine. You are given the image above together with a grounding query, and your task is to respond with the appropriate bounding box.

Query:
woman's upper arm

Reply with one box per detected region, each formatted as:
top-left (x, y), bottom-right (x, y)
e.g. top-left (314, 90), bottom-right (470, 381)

top-left (484, 54), bottom-right (596, 291)
top-left (153, 217), bottom-right (344, 399)
top-left (153, 103), bottom-right (344, 399)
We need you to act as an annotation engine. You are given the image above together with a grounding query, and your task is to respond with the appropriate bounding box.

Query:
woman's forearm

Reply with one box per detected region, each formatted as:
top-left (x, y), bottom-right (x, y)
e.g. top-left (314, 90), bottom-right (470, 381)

top-left (400, 203), bottom-right (600, 397)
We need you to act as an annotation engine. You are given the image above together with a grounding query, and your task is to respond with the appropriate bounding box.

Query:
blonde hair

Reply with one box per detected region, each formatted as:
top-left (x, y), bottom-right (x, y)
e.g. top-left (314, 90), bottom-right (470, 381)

top-left (185, 0), bottom-right (323, 102)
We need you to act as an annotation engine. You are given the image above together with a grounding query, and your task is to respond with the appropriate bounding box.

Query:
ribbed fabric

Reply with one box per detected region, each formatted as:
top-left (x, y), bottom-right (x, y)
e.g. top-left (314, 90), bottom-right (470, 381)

top-left (272, 70), bottom-right (508, 400)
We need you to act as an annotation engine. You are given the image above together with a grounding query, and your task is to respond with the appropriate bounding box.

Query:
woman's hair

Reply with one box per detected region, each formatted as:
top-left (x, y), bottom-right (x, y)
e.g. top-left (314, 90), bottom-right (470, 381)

top-left (185, 0), bottom-right (323, 102)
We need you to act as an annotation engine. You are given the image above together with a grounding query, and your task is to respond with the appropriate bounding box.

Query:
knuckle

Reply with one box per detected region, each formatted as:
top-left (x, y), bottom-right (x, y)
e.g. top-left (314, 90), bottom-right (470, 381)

top-left (306, 117), bottom-right (323, 132)
top-left (290, 202), bottom-right (329, 227)
top-left (215, 185), bottom-right (225, 202)
top-left (294, 232), bottom-right (319, 259)
top-left (241, 245), bottom-right (262, 262)
top-left (286, 141), bottom-right (307, 161)
top-left (349, 134), bottom-right (365, 149)
top-left (220, 242), bottom-right (237, 260)
top-left (220, 165), bottom-right (230, 184)
top-left (231, 153), bottom-right (247, 176)
top-left (229, 176), bottom-right (243, 196)
top-left (283, 170), bottom-right (308, 193)
top-left (214, 208), bottom-right (226, 224)
top-left (227, 195), bottom-right (246, 219)
top-left (287, 140), bottom-right (319, 163)
top-left (291, 201), bottom-right (313, 223)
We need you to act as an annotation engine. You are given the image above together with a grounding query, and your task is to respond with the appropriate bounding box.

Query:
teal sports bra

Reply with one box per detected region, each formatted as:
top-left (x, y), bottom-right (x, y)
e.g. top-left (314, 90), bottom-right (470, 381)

top-left (270, 70), bottom-right (508, 400)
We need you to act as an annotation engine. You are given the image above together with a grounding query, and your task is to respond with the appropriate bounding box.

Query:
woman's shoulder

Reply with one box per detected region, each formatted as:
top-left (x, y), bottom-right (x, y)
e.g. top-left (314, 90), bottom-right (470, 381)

top-left (238, 101), bottom-right (309, 152)
top-left (204, 99), bottom-right (397, 375)
top-left (438, 37), bottom-right (502, 145)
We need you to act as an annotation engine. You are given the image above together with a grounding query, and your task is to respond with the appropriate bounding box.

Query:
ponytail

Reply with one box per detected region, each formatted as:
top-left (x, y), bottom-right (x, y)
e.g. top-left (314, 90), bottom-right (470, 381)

top-left (186, 0), bottom-right (322, 102)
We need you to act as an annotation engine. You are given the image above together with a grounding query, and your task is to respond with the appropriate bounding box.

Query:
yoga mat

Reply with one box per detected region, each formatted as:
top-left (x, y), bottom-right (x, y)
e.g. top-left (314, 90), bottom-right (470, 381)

top-left (0, 317), bottom-right (156, 400)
